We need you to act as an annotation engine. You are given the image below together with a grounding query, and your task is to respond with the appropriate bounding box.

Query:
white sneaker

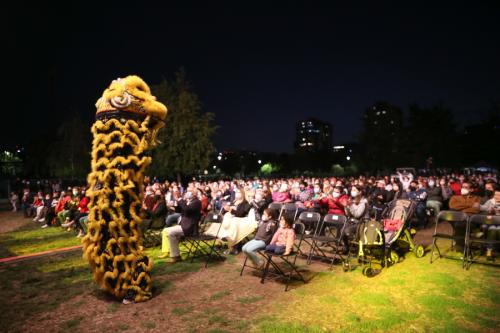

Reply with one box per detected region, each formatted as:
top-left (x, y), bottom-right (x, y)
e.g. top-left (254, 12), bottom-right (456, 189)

top-left (33, 218), bottom-right (38, 222)
top-left (41, 224), bottom-right (48, 228)
top-left (39, 218), bottom-right (45, 223)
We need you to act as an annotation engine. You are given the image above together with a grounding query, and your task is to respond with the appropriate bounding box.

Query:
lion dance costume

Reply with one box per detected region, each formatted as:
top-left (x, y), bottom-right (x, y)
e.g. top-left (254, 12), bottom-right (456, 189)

top-left (82, 75), bottom-right (167, 302)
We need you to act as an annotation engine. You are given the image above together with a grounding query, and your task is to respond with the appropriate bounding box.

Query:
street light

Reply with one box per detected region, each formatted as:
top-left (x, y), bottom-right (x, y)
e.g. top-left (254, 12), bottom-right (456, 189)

top-left (217, 156), bottom-right (222, 160)
top-left (346, 156), bottom-right (351, 161)
top-left (258, 160), bottom-right (262, 164)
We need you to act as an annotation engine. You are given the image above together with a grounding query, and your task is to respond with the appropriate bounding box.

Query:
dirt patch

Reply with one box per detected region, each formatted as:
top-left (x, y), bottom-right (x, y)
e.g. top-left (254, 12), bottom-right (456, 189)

top-left (0, 211), bottom-right (32, 234)
top-left (19, 255), bottom-right (295, 333)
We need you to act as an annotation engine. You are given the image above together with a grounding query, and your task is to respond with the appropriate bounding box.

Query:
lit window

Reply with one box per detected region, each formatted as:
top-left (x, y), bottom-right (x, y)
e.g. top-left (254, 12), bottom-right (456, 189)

top-left (376, 111), bottom-right (380, 116)
top-left (374, 121), bottom-right (378, 125)
top-left (382, 110), bottom-right (386, 114)
top-left (302, 138), bottom-right (306, 141)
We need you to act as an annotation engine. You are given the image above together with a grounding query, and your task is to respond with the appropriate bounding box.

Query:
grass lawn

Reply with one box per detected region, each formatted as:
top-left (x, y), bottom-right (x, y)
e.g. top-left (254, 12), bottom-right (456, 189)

top-left (0, 211), bottom-right (498, 332)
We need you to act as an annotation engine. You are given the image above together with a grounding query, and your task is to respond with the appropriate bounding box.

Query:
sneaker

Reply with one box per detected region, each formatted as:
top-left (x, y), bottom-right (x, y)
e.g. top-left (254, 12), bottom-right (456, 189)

top-left (41, 224), bottom-right (48, 228)
top-left (122, 298), bottom-right (135, 305)
top-left (256, 260), bottom-right (266, 270)
top-left (33, 218), bottom-right (38, 222)
top-left (168, 256), bottom-right (182, 263)
top-left (38, 218), bottom-right (45, 223)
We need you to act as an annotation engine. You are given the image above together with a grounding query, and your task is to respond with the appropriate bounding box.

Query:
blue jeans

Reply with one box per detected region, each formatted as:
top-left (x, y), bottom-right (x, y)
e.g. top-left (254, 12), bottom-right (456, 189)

top-left (242, 239), bottom-right (266, 265)
top-left (265, 243), bottom-right (286, 255)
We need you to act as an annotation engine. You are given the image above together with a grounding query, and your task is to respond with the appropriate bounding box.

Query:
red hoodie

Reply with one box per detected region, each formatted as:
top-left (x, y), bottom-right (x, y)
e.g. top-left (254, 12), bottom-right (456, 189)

top-left (320, 194), bottom-right (349, 215)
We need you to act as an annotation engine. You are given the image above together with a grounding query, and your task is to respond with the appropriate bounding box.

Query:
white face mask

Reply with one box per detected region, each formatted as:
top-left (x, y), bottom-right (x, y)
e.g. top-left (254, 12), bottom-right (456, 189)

top-left (385, 185), bottom-right (393, 191)
top-left (351, 191), bottom-right (358, 198)
top-left (185, 191), bottom-right (193, 199)
top-left (235, 192), bottom-right (242, 200)
top-left (255, 194), bottom-right (263, 201)
top-left (314, 188), bottom-right (320, 194)
top-left (332, 192), bottom-right (340, 198)
top-left (72, 191), bottom-right (78, 196)
top-left (428, 181), bottom-right (435, 187)
top-left (461, 188), bottom-right (469, 196)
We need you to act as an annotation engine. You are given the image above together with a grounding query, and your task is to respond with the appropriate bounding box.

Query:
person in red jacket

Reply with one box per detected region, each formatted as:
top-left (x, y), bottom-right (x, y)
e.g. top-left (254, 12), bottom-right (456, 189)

top-left (319, 186), bottom-right (349, 215)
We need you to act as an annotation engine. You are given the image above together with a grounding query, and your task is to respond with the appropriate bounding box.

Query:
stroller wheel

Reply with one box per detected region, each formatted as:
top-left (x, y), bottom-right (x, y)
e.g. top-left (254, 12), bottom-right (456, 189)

top-left (342, 261), bottom-right (351, 272)
top-left (414, 245), bottom-right (425, 258)
top-left (390, 251), bottom-right (399, 264)
top-left (363, 267), bottom-right (377, 277)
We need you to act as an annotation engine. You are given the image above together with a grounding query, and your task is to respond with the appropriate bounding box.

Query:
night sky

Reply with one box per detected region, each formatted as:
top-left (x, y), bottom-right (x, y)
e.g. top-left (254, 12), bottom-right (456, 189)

top-left (4, 1), bottom-right (500, 152)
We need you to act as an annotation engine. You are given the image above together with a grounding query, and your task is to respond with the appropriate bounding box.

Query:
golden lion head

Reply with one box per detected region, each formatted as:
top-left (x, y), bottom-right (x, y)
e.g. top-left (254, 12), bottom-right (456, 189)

top-left (95, 75), bottom-right (167, 127)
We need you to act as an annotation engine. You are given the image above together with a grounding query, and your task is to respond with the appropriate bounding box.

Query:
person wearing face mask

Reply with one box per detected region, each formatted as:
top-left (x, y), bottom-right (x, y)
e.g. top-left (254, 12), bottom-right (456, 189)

top-left (426, 178), bottom-right (443, 216)
top-left (370, 180), bottom-right (389, 220)
top-left (320, 186), bottom-right (348, 216)
top-left (250, 189), bottom-right (269, 221)
top-left (449, 182), bottom-right (480, 215)
top-left (343, 185), bottom-right (369, 252)
top-left (405, 180), bottom-right (428, 228)
top-left (158, 185), bottom-right (202, 262)
top-left (480, 181), bottom-right (496, 205)
top-left (242, 208), bottom-right (279, 269)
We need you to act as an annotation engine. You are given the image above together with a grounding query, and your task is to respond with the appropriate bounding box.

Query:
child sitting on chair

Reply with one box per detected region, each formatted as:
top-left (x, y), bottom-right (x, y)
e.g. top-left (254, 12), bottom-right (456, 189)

top-left (242, 208), bottom-right (279, 268)
top-left (266, 213), bottom-right (296, 255)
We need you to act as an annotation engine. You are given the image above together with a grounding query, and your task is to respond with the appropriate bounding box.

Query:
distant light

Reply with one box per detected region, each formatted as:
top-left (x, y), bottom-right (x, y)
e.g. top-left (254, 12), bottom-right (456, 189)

top-left (302, 138), bottom-right (306, 141)
top-left (213, 165), bottom-right (216, 169)
top-left (346, 156), bottom-right (351, 161)
top-left (333, 146), bottom-right (345, 149)
top-left (258, 160), bottom-right (262, 164)
top-left (204, 170), bottom-right (208, 175)
top-left (217, 156), bottom-right (222, 160)
top-left (17, 150), bottom-right (21, 153)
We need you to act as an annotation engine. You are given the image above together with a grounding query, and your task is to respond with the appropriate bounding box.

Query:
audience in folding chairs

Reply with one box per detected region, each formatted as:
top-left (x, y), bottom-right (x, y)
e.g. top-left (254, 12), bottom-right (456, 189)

top-left (242, 208), bottom-right (279, 269)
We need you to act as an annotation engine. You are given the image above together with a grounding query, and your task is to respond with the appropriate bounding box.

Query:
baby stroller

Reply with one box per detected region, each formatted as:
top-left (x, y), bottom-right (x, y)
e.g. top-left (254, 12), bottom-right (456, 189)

top-left (382, 199), bottom-right (425, 263)
top-left (347, 199), bottom-right (425, 277)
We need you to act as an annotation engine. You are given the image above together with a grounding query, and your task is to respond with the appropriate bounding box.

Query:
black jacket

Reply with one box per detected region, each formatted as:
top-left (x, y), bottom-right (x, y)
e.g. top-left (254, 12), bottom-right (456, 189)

top-left (178, 198), bottom-right (202, 236)
top-left (254, 219), bottom-right (279, 244)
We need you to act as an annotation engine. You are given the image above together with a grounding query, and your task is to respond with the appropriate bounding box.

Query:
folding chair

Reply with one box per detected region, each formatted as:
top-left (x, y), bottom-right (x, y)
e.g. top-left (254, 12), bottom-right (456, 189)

top-left (260, 222), bottom-right (306, 291)
top-left (430, 210), bottom-right (468, 268)
top-left (296, 211), bottom-right (321, 257)
top-left (268, 202), bottom-right (284, 218)
top-left (281, 203), bottom-right (299, 221)
top-left (307, 213), bottom-right (347, 266)
top-left (183, 211), bottom-right (225, 267)
top-left (465, 214), bottom-right (500, 270)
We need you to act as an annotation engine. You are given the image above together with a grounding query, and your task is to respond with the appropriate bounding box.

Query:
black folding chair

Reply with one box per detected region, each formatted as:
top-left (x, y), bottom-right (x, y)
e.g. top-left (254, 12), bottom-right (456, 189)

top-left (465, 214), bottom-right (500, 270)
top-left (183, 211), bottom-right (225, 267)
top-left (268, 202), bottom-right (284, 219)
top-left (260, 222), bottom-right (306, 291)
top-left (296, 211), bottom-right (321, 257)
top-left (430, 210), bottom-right (469, 268)
top-left (281, 203), bottom-right (299, 221)
top-left (307, 213), bottom-right (348, 266)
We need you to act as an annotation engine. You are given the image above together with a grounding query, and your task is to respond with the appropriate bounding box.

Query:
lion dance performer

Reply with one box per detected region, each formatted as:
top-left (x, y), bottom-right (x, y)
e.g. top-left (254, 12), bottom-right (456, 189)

top-left (82, 75), bottom-right (167, 303)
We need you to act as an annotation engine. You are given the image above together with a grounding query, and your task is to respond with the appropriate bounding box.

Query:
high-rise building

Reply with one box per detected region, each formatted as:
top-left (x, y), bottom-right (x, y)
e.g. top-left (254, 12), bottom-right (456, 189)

top-left (295, 118), bottom-right (332, 152)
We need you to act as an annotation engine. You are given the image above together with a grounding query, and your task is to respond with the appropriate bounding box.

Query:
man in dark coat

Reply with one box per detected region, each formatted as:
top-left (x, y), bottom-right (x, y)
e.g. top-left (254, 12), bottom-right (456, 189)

top-left (158, 184), bottom-right (201, 262)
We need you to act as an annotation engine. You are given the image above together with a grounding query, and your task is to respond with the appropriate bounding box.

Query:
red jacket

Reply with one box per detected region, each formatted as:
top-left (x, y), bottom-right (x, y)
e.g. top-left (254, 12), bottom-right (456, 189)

top-left (78, 197), bottom-right (90, 213)
top-left (320, 194), bottom-right (348, 215)
top-left (450, 182), bottom-right (461, 196)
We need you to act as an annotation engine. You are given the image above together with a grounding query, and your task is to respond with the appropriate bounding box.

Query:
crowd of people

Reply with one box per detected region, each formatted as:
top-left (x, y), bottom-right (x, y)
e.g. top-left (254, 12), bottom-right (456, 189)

top-left (146, 172), bottom-right (499, 262)
top-left (9, 171), bottom-right (500, 260)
